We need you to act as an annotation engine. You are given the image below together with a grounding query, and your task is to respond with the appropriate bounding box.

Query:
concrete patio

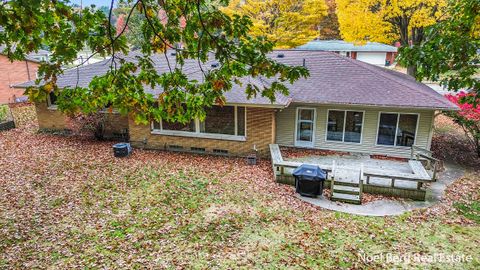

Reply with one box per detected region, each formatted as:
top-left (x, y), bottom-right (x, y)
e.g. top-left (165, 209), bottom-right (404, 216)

top-left (295, 162), bottom-right (464, 216)
top-left (270, 144), bottom-right (440, 201)
top-left (285, 153), bottom-right (419, 189)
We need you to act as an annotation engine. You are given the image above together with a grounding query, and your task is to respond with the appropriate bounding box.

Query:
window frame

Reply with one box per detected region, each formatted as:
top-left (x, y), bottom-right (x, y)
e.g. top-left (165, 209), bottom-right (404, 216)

top-left (325, 109), bottom-right (365, 144)
top-left (46, 92), bottom-right (58, 110)
top-left (375, 111), bottom-right (420, 148)
top-left (294, 107), bottom-right (316, 147)
top-left (151, 105), bottom-right (247, 142)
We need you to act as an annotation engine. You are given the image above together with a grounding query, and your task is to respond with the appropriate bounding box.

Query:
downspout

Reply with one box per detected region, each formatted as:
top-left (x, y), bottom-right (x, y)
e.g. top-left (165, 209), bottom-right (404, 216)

top-left (25, 60), bottom-right (31, 80)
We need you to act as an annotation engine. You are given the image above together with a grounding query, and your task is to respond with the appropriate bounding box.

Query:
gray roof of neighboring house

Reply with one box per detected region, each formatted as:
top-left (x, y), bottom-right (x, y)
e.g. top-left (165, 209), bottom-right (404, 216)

top-left (297, 39), bottom-right (398, 53)
top-left (0, 45), bottom-right (50, 63)
top-left (14, 50), bottom-right (456, 110)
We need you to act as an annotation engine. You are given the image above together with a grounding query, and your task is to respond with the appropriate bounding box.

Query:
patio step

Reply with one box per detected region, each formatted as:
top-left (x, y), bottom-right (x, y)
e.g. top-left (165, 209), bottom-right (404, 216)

top-left (331, 193), bottom-right (361, 205)
top-left (331, 180), bottom-right (360, 187)
top-left (333, 185), bottom-right (360, 195)
top-left (330, 173), bottom-right (362, 204)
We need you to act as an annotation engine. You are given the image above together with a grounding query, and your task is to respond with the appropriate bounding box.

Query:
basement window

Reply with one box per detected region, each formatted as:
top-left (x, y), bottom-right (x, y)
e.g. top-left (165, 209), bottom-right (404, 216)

top-left (47, 92), bottom-right (58, 109)
top-left (168, 145), bottom-right (183, 150)
top-left (191, 147), bottom-right (206, 152)
top-left (213, 149), bottom-right (228, 155)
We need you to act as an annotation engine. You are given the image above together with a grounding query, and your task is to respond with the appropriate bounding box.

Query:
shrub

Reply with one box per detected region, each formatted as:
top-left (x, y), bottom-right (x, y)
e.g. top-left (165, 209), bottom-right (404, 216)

top-left (445, 92), bottom-right (480, 157)
top-left (65, 113), bottom-right (105, 139)
top-left (0, 105), bottom-right (9, 122)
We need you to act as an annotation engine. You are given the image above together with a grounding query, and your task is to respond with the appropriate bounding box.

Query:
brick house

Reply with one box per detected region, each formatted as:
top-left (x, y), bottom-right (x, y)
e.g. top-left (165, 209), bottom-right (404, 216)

top-left (0, 54), bottom-right (40, 104)
top-left (14, 50), bottom-right (456, 158)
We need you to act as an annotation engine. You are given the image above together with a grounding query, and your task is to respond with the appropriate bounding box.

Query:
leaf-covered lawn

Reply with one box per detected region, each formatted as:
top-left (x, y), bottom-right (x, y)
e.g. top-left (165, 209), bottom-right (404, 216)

top-left (1, 125), bottom-right (479, 268)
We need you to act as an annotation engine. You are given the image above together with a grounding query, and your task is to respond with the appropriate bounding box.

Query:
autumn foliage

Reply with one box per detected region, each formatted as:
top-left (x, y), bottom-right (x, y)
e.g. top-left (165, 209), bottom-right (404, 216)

top-left (222, 0), bottom-right (328, 48)
top-left (336, 0), bottom-right (447, 45)
top-left (445, 92), bottom-right (480, 157)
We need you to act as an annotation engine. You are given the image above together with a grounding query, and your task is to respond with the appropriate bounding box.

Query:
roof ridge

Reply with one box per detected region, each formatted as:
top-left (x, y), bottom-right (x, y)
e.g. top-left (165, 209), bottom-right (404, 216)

top-left (14, 58), bottom-right (113, 88)
top-left (62, 57), bottom-right (112, 72)
top-left (334, 54), bottom-right (451, 106)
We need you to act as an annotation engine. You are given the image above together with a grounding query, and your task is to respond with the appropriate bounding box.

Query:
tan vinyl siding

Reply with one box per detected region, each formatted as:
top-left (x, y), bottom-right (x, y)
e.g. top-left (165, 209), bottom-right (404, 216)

top-left (276, 103), bottom-right (435, 158)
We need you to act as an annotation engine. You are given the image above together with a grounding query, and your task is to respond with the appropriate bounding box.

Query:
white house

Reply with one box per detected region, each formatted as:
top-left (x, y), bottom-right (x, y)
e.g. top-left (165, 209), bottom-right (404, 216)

top-left (297, 39), bottom-right (398, 67)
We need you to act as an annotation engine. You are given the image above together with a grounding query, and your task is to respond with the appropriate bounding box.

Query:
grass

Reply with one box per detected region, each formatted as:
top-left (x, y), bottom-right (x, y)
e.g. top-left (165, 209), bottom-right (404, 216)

top-left (2, 158), bottom-right (479, 269)
top-left (0, 104), bottom-right (9, 122)
top-left (454, 201), bottom-right (480, 223)
top-left (0, 112), bottom-right (479, 268)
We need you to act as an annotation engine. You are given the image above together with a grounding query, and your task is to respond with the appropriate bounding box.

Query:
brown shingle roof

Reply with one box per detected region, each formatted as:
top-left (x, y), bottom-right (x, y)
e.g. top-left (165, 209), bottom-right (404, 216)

top-left (269, 50), bottom-right (456, 110)
top-left (14, 50), bottom-right (456, 110)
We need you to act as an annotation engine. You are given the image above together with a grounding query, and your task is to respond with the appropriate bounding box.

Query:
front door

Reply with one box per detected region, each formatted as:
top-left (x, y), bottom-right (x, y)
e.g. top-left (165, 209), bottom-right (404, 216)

top-left (295, 108), bottom-right (315, 147)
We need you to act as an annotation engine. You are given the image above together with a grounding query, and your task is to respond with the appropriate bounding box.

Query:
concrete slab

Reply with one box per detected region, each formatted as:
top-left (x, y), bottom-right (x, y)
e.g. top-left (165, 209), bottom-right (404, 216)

top-left (296, 162), bottom-right (465, 216)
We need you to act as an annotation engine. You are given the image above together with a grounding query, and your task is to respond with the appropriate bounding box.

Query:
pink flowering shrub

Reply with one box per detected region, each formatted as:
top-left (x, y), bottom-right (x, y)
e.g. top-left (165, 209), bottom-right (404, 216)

top-left (445, 92), bottom-right (480, 157)
top-left (446, 92), bottom-right (480, 121)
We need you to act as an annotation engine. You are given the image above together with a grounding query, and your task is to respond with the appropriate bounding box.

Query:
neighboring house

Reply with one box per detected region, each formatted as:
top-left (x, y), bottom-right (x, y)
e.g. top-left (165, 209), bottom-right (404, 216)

top-left (26, 49), bottom-right (51, 62)
top-left (70, 49), bottom-right (108, 67)
top-left (297, 39), bottom-right (398, 66)
top-left (0, 47), bottom-right (48, 104)
top-left (14, 50), bottom-right (456, 158)
top-left (0, 44), bottom-right (104, 104)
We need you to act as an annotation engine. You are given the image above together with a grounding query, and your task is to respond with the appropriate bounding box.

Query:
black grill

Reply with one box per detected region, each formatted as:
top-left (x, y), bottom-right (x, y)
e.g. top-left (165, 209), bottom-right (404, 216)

top-left (293, 164), bottom-right (327, 198)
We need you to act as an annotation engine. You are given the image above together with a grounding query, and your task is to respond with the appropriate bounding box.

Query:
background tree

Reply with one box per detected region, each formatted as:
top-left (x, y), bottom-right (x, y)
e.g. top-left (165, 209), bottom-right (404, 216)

top-left (398, 0), bottom-right (479, 99)
top-left (114, 4), bottom-right (146, 49)
top-left (0, 0), bottom-right (308, 124)
top-left (318, 0), bottom-right (341, 39)
top-left (222, 0), bottom-right (328, 48)
top-left (98, 6), bottom-right (111, 17)
top-left (336, 0), bottom-right (447, 75)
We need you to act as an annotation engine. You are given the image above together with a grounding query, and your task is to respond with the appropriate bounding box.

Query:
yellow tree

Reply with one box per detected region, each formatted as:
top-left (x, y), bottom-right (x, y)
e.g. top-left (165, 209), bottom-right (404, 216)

top-left (336, 0), bottom-right (447, 46)
top-left (222, 0), bottom-right (328, 48)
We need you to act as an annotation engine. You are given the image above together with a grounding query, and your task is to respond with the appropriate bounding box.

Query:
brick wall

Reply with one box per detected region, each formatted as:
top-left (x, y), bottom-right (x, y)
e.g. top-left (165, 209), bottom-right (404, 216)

top-left (35, 102), bottom-right (276, 156)
top-left (386, 52), bottom-right (396, 65)
top-left (129, 107), bottom-right (276, 157)
top-left (35, 101), bottom-right (67, 130)
top-left (0, 55), bottom-right (39, 104)
top-left (101, 112), bottom-right (129, 138)
top-left (35, 102), bottom-right (129, 137)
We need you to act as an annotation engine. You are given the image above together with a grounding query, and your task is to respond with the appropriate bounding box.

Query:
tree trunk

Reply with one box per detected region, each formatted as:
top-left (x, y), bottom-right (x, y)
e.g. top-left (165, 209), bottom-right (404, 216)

top-left (407, 65), bottom-right (416, 77)
top-left (476, 137), bottom-right (480, 158)
top-left (397, 17), bottom-right (417, 77)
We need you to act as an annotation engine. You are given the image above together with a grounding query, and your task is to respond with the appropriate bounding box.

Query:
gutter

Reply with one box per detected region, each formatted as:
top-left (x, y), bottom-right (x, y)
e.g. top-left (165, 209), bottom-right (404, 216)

top-left (290, 101), bottom-right (459, 111)
top-left (225, 102), bottom-right (287, 109)
top-left (11, 83), bottom-right (33, 89)
top-left (10, 83), bottom-right (290, 109)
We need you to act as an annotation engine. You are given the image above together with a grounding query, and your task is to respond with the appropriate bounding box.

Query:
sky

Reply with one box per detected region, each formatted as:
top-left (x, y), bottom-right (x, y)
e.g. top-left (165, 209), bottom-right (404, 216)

top-left (69, 0), bottom-right (114, 7)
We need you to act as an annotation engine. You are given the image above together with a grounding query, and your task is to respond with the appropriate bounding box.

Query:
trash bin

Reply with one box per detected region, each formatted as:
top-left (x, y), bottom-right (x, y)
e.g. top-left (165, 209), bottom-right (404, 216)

top-left (113, 143), bottom-right (132, 157)
top-left (293, 164), bottom-right (327, 197)
top-left (247, 153), bottom-right (257, 165)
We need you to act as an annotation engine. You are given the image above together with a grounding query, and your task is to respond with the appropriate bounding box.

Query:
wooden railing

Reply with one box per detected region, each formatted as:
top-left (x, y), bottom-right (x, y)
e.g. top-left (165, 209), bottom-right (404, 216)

top-left (270, 144), bottom-right (434, 199)
top-left (270, 144), bottom-right (332, 180)
top-left (359, 164), bottom-right (364, 201)
top-left (330, 160), bottom-right (336, 194)
top-left (410, 146), bottom-right (440, 181)
top-left (363, 169), bottom-right (433, 190)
